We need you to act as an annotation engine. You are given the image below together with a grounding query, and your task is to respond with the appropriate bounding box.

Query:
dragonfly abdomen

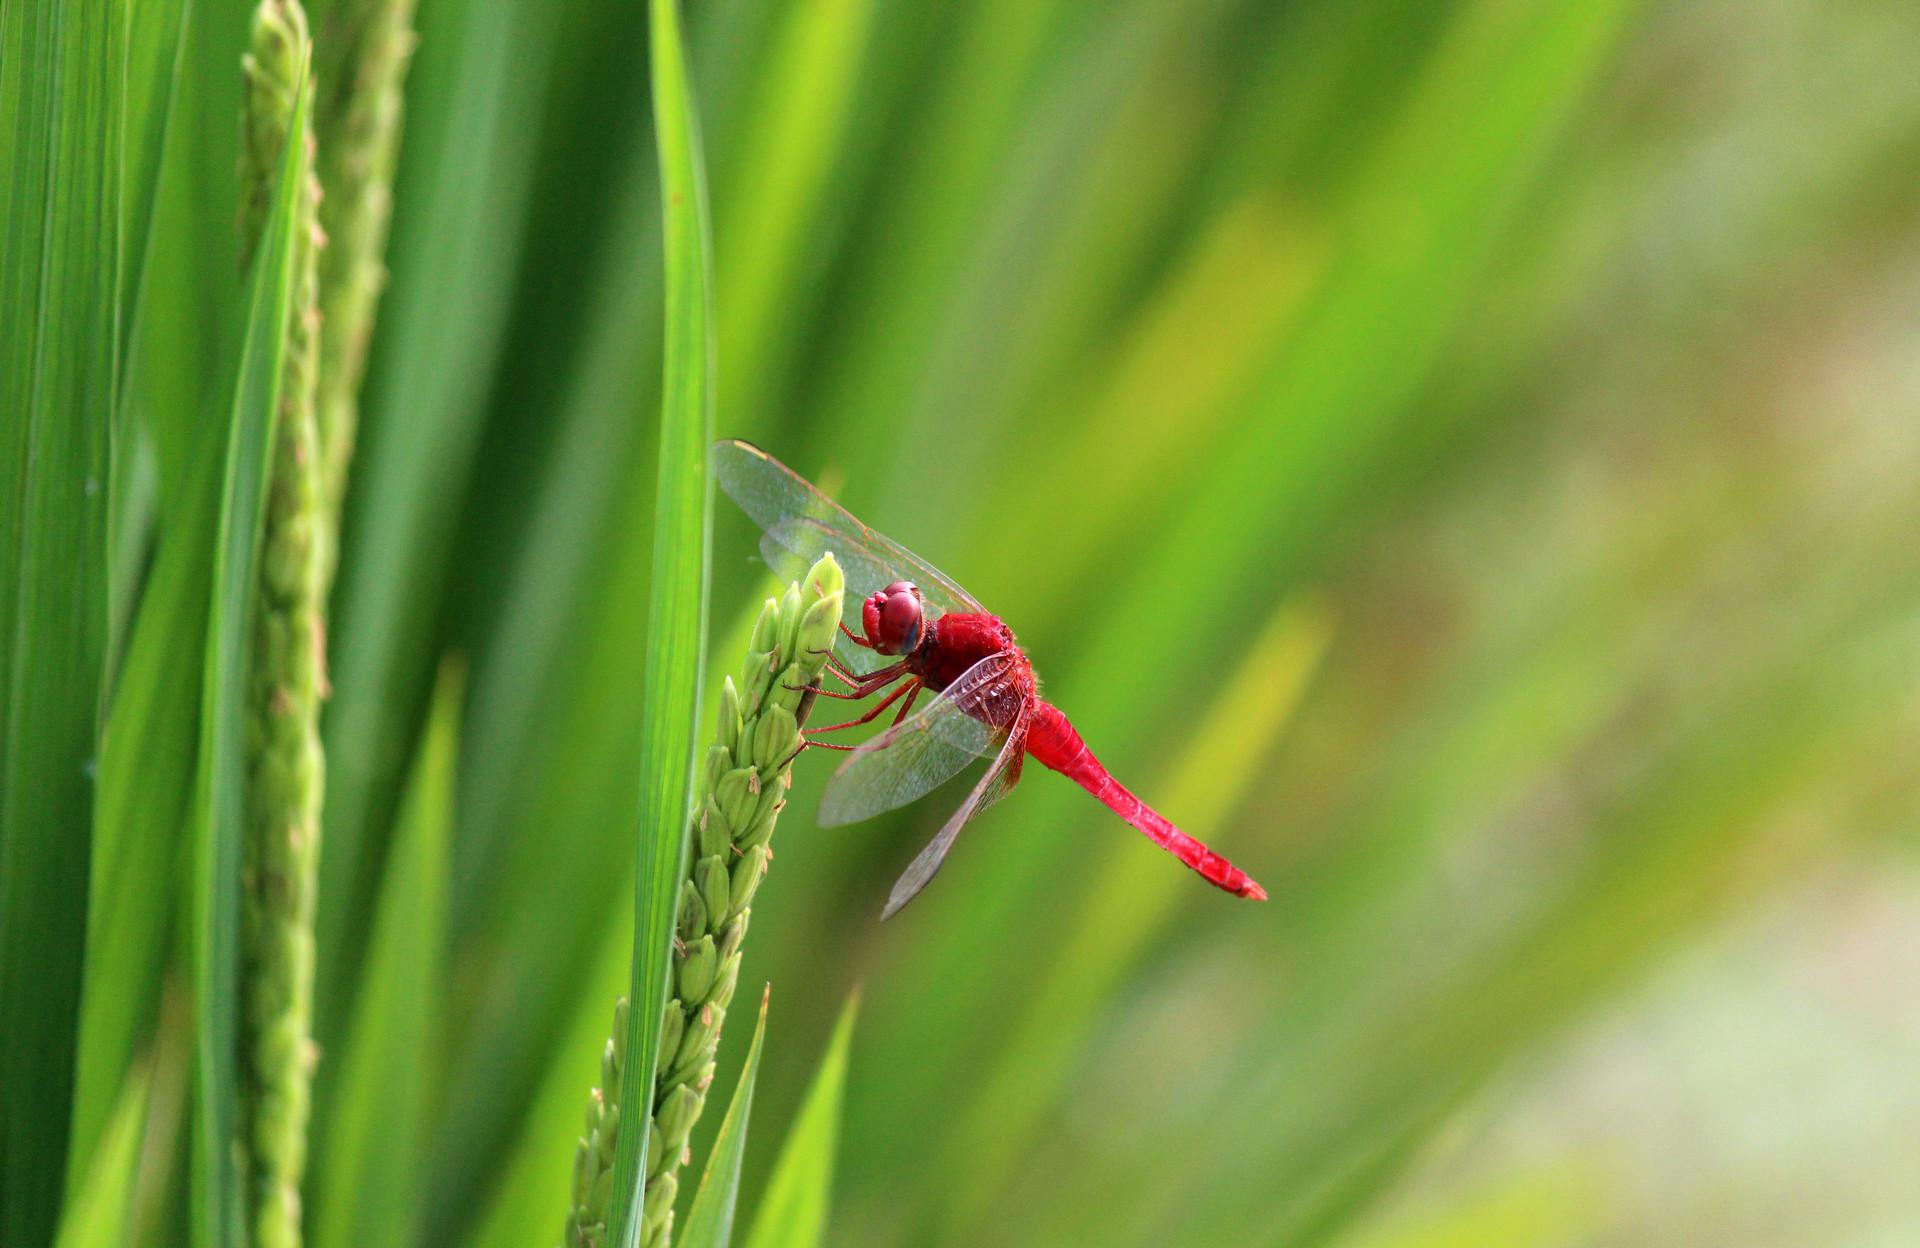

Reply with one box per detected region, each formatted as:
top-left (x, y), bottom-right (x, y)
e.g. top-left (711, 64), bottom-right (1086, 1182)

top-left (1027, 702), bottom-right (1267, 901)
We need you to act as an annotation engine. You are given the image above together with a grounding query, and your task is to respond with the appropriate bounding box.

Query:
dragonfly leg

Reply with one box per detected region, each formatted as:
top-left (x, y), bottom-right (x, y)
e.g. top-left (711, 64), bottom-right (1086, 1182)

top-left (838, 620), bottom-right (874, 649)
top-left (809, 662), bottom-right (875, 697)
top-left (781, 735), bottom-right (861, 768)
top-left (890, 683), bottom-right (921, 726)
top-left (788, 660), bottom-right (909, 700)
top-left (807, 648), bottom-right (863, 684)
top-left (807, 683), bottom-right (882, 701)
top-left (798, 650), bottom-right (872, 693)
top-left (781, 678), bottom-right (919, 768)
top-left (806, 678), bottom-right (918, 735)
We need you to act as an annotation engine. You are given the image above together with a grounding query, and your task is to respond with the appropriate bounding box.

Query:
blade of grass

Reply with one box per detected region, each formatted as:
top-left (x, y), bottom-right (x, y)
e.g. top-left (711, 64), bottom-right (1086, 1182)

top-left (318, 0), bottom-right (565, 1029)
top-left (105, 0), bottom-right (190, 675)
top-left (186, 59), bottom-right (311, 1248)
top-left (118, 0), bottom-right (191, 351)
top-left (740, 993), bottom-right (858, 1248)
top-left (436, 0), bottom-right (660, 931)
top-left (0, 1), bottom-right (125, 1238)
top-left (70, 443), bottom-right (218, 1188)
top-left (128, 974), bottom-right (195, 1248)
top-left (135, 0), bottom-right (254, 512)
top-left (445, 164), bottom-right (663, 961)
top-left (73, 0), bottom-right (259, 1175)
top-left (714, 0), bottom-right (877, 430)
top-left (465, 909), bottom-right (632, 1248)
top-left (54, 1062), bottom-right (153, 1248)
top-left (852, 0), bottom-right (1209, 532)
top-left (606, 0), bottom-right (717, 1242)
top-left (798, 0), bottom-right (1065, 491)
top-left (677, 988), bottom-right (771, 1248)
top-left (63, 0), bottom-right (196, 1190)
top-left (309, 659), bottom-right (459, 1248)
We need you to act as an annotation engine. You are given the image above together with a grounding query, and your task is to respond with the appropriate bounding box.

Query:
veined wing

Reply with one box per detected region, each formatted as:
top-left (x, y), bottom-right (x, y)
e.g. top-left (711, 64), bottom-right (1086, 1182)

top-left (817, 652), bottom-right (1018, 827)
top-left (713, 439), bottom-right (987, 636)
top-left (881, 704), bottom-right (1029, 920)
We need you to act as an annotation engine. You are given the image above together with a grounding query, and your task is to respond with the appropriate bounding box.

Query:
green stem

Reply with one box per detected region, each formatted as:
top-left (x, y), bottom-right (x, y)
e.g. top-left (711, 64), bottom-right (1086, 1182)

top-left (239, 3), bottom-right (325, 1246)
top-left (565, 555), bottom-right (846, 1248)
top-left (309, 0), bottom-right (419, 524)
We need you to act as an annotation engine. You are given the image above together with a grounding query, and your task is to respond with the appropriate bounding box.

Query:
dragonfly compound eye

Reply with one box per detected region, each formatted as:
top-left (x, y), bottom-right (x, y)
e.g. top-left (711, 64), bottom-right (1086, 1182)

top-left (864, 582), bottom-right (923, 654)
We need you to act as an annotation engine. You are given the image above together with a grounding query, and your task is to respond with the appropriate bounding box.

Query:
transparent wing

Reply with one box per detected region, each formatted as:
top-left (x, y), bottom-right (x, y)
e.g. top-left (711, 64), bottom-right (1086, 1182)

top-left (817, 652), bottom-right (1018, 827)
top-left (881, 706), bottom-right (1030, 920)
top-left (713, 441), bottom-right (987, 671)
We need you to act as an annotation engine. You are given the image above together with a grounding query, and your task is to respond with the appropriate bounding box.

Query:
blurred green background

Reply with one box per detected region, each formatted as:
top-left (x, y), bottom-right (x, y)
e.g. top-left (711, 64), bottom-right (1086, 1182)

top-left (55, 0), bottom-right (1920, 1243)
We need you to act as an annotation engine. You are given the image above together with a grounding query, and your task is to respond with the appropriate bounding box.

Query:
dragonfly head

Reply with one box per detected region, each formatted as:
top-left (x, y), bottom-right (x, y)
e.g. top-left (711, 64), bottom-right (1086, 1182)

top-left (863, 580), bottom-right (924, 655)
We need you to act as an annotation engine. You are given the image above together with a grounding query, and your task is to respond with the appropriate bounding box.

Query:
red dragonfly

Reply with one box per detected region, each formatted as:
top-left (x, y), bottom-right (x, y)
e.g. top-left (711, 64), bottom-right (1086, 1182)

top-left (715, 440), bottom-right (1268, 918)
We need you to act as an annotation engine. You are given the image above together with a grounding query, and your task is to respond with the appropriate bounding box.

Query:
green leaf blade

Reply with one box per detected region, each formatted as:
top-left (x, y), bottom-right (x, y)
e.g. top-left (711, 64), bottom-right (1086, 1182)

top-left (69, 499), bottom-right (213, 1190)
top-left (53, 1062), bottom-right (153, 1248)
top-left (607, 0), bottom-right (717, 1243)
top-left (317, 0), bottom-right (569, 1022)
top-left (0, 2), bottom-right (126, 1238)
top-left (741, 994), bottom-right (858, 1248)
top-left (679, 988), bottom-right (773, 1248)
top-left (309, 659), bottom-right (459, 1248)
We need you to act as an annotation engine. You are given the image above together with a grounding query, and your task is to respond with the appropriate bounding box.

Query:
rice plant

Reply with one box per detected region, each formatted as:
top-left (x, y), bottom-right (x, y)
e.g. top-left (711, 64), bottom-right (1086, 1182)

top-left (6, 0), bottom-right (1920, 1245)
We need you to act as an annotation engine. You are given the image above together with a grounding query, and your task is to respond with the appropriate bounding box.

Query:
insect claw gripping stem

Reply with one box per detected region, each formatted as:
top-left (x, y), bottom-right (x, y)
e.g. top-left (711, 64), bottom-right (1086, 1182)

top-left (819, 649), bottom-right (872, 693)
top-left (810, 646), bottom-right (862, 682)
top-left (803, 684), bottom-right (869, 701)
top-left (784, 739), bottom-right (856, 769)
top-left (798, 666), bottom-right (908, 701)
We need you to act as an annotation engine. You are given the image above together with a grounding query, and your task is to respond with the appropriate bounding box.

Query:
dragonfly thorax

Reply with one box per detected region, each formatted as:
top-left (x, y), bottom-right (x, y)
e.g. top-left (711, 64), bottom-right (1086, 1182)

top-left (910, 611), bottom-right (1025, 704)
